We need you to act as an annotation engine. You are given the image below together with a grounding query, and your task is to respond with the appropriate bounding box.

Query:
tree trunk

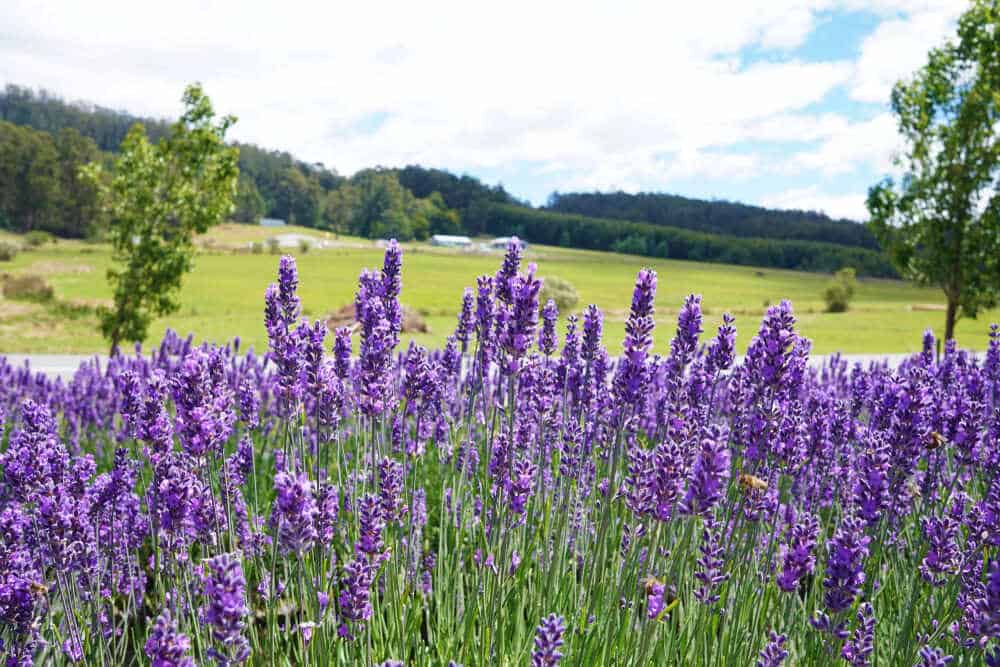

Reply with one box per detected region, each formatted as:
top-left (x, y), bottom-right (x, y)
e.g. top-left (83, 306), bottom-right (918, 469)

top-left (944, 295), bottom-right (958, 342)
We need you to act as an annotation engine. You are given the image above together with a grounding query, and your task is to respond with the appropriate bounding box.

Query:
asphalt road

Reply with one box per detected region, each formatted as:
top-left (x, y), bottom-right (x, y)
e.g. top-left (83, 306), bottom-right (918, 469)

top-left (1, 352), bottom-right (918, 381)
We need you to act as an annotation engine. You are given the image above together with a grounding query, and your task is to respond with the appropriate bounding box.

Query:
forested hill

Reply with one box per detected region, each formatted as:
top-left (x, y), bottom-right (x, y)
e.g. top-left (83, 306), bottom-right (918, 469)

top-left (0, 83), bottom-right (894, 276)
top-left (546, 192), bottom-right (877, 249)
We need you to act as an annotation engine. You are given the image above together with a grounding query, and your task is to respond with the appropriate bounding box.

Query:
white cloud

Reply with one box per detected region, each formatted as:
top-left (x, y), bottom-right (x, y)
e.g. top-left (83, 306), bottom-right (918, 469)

top-left (849, 0), bottom-right (965, 103)
top-left (787, 113), bottom-right (900, 175)
top-left (761, 185), bottom-right (869, 220)
top-left (0, 0), bottom-right (970, 214)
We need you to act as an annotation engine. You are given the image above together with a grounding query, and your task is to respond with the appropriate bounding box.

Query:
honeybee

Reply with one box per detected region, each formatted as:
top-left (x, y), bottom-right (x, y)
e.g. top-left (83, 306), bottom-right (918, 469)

top-left (643, 575), bottom-right (663, 595)
top-left (29, 582), bottom-right (48, 595)
top-left (738, 473), bottom-right (768, 492)
top-left (926, 431), bottom-right (946, 451)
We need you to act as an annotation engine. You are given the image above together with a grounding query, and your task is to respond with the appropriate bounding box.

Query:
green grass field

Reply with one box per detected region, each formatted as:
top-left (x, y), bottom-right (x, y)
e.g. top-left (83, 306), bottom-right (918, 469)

top-left (0, 223), bottom-right (995, 355)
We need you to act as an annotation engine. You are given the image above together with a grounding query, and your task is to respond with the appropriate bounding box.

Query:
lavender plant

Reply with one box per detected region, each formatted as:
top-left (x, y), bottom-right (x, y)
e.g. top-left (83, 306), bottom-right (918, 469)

top-left (1, 238), bottom-right (1000, 664)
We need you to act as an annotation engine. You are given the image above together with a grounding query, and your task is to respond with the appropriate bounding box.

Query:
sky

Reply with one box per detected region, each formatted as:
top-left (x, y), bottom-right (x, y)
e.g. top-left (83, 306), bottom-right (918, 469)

top-left (1, 0), bottom-right (969, 221)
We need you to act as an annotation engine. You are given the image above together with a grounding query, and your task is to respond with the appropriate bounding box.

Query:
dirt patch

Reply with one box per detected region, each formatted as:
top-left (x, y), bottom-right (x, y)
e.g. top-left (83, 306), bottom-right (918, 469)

top-left (0, 299), bottom-right (43, 318)
top-left (27, 261), bottom-right (94, 275)
top-left (67, 297), bottom-right (113, 309)
top-left (325, 303), bottom-right (430, 334)
top-left (911, 303), bottom-right (946, 312)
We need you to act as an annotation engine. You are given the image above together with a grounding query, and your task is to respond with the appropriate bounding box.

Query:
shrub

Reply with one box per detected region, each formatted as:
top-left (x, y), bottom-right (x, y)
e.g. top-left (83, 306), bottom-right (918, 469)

top-left (823, 267), bottom-right (858, 313)
top-left (611, 235), bottom-right (648, 256)
top-left (0, 242), bottom-right (17, 261)
top-left (3, 274), bottom-right (54, 302)
top-left (298, 239), bottom-right (311, 254)
top-left (539, 275), bottom-right (579, 312)
top-left (24, 230), bottom-right (54, 248)
top-left (251, 241), bottom-right (263, 255)
top-left (267, 238), bottom-right (281, 255)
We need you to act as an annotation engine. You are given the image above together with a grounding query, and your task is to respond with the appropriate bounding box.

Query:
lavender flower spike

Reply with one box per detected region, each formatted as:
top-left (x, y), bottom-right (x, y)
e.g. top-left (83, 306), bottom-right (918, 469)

top-left (757, 631), bottom-right (789, 667)
top-left (532, 613), bottom-right (566, 666)
top-left (145, 605), bottom-right (195, 667)
top-left (202, 553), bottom-right (251, 665)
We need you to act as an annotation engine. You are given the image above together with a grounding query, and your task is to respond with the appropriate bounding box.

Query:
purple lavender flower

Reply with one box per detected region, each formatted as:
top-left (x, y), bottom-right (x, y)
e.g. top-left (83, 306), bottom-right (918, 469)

top-left (236, 379), bottom-right (259, 430)
top-left (853, 434), bottom-right (890, 526)
top-left (916, 646), bottom-right (953, 666)
top-left (706, 313), bottom-right (737, 376)
top-left (270, 468), bottom-right (319, 554)
top-left (919, 507), bottom-right (960, 586)
top-left (145, 605), bottom-right (194, 667)
top-left (532, 613), bottom-right (566, 666)
top-left (841, 602), bottom-right (875, 666)
top-left (921, 327), bottom-right (936, 366)
top-left (822, 516), bottom-right (871, 614)
top-left (745, 300), bottom-right (797, 391)
top-left (647, 581), bottom-right (667, 620)
top-left (201, 553), bottom-right (250, 665)
top-left (474, 275), bottom-right (495, 367)
top-left (338, 556), bottom-right (375, 639)
top-left (381, 239), bottom-right (404, 344)
top-left (356, 277), bottom-right (396, 417)
top-left (581, 304), bottom-right (603, 363)
top-left (333, 326), bottom-right (352, 380)
top-left (650, 440), bottom-right (685, 522)
top-left (693, 518), bottom-right (729, 606)
top-left (614, 268), bottom-right (657, 410)
top-left (509, 456), bottom-right (537, 515)
top-left (776, 511), bottom-right (820, 593)
top-left (669, 294), bottom-right (702, 368)
top-left (500, 265), bottom-right (542, 372)
top-left (378, 457), bottom-right (405, 524)
top-left (455, 287), bottom-right (475, 352)
top-left (495, 237), bottom-right (523, 305)
top-left (355, 495), bottom-right (386, 560)
top-left (681, 426), bottom-right (731, 517)
top-left (757, 631), bottom-right (789, 667)
top-left (539, 298), bottom-right (559, 356)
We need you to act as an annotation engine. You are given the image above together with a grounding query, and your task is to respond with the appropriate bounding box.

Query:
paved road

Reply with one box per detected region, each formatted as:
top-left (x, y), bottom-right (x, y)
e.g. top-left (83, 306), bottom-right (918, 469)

top-left (1, 352), bottom-right (919, 381)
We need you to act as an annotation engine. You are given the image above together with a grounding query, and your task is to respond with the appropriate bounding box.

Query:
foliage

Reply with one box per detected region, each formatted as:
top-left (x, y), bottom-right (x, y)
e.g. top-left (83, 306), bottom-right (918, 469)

top-left (483, 203), bottom-right (897, 277)
top-left (324, 169), bottom-right (456, 241)
top-left (539, 275), bottom-right (580, 312)
top-left (0, 248), bottom-right (999, 665)
top-left (822, 267), bottom-right (858, 313)
top-left (2, 274), bottom-right (53, 301)
top-left (82, 84), bottom-right (239, 350)
top-left (0, 241), bottom-right (16, 261)
top-left (611, 234), bottom-right (649, 256)
top-left (298, 238), bottom-right (311, 254)
top-left (0, 121), bottom-right (101, 237)
top-left (867, 0), bottom-right (1000, 340)
top-left (232, 173), bottom-right (266, 223)
top-left (250, 241), bottom-right (263, 255)
top-left (23, 230), bottom-right (54, 247)
top-left (548, 190), bottom-right (879, 248)
top-left (267, 238), bottom-right (280, 255)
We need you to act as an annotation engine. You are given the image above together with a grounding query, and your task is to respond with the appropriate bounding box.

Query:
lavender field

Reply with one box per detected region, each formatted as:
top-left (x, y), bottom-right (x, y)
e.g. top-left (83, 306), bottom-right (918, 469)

top-left (1, 239), bottom-right (999, 665)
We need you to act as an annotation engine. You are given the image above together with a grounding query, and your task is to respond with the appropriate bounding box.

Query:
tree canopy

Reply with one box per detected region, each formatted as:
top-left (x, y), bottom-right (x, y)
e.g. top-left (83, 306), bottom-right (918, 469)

top-left (867, 0), bottom-right (1000, 339)
top-left (83, 84), bottom-right (239, 350)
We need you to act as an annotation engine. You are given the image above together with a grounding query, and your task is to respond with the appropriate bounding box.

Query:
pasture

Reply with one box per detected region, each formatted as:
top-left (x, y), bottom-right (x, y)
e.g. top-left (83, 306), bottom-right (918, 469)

top-left (0, 224), bottom-right (993, 354)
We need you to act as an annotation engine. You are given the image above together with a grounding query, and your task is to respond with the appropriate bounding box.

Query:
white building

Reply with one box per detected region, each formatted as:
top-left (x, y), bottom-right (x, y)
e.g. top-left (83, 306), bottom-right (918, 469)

top-left (260, 218), bottom-right (287, 228)
top-left (490, 236), bottom-right (527, 250)
top-left (431, 234), bottom-right (473, 248)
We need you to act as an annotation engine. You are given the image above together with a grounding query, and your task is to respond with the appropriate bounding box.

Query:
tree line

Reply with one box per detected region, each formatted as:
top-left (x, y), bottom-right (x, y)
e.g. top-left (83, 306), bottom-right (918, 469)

top-left (546, 191), bottom-right (880, 249)
top-left (1, 83), bottom-right (898, 276)
top-left (0, 121), bottom-right (102, 237)
top-left (480, 203), bottom-right (897, 277)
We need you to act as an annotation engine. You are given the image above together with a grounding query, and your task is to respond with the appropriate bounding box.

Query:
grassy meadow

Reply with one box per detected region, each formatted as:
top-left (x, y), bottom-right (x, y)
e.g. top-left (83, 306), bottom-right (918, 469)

top-left (0, 223), bottom-right (994, 355)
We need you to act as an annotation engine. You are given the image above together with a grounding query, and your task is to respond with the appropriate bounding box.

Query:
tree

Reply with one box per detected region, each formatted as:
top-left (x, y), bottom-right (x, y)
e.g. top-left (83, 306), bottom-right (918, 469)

top-left (867, 0), bottom-right (1000, 340)
top-left (83, 84), bottom-right (238, 351)
top-left (822, 267), bottom-right (858, 313)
